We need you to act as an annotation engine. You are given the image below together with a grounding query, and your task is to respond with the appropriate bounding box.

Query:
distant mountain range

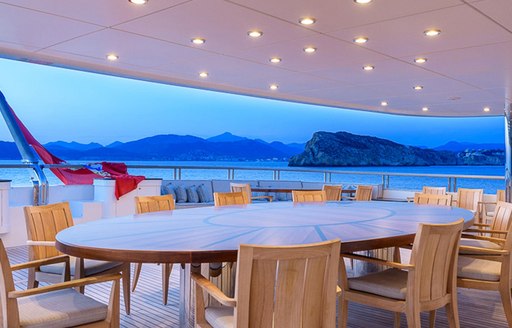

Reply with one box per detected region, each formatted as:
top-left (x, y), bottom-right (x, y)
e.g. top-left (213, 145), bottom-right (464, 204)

top-left (434, 141), bottom-right (504, 152)
top-left (0, 132), bottom-right (306, 161)
top-left (0, 131), bottom-right (504, 165)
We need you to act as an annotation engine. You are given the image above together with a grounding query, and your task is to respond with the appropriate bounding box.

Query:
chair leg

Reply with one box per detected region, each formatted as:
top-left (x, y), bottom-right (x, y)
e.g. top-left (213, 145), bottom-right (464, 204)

top-left (499, 285), bottom-right (512, 326)
top-left (445, 301), bottom-right (460, 328)
top-left (405, 309), bottom-right (421, 328)
top-left (131, 263), bottom-right (142, 292)
top-left (339, 299), bottom-right (348, 328)
top-left (27, 267), bottom-right (38, 288)
top-left (122, 263), bottom-right (131, 315)
top-left (393, 312), bottom-right (401, 328)
top-left (162, 263), bottom-right (173, 305)
top-left (429, 310), bottom-right (436, 328)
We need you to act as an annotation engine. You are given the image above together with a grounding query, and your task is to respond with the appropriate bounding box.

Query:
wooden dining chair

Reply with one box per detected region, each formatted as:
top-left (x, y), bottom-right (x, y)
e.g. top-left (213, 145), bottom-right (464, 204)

top-left (230, 183), bottom-right (273, 203)
top-left (0, 239), bottom-right (121, 327)
top-left (457, 201), bottom-right (512, 326)
top-left (482, 189), bottom-right (506, 223)
top-left (213, 191), bottom-right (249, 206)
top-left (23, 202), bottom-right (131, 314)
top-left (413, 193), bottom-right (452, 205)
top-left (133, 195), bottom-right (175, 305)
top-left (323, 185), bottom-right (342, 201)
top-left (192, 239), bottom-right (340, 328)
top-left (292, 190), bottom-right (327, 203)
top-left (351, 185), bottom-right (373, 201)
top-left (339, 219), bottom-right (464, 327)
top-left (454, 188), bottom-right (483, 222)
top-left (422, 186), bottom-right (447, 195)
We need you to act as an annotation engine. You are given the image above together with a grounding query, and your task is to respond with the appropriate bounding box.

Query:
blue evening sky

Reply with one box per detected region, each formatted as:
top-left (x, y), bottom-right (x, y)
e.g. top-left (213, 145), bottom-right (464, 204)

top-left (0, 58), bottom-right (504, 148)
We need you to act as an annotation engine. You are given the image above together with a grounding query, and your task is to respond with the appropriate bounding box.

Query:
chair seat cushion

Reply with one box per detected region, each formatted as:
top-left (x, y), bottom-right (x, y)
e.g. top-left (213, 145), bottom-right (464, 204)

top-left (348, 268), bottom-right (407, 300)
top-left (40, 257), bottom-right (122, 276)
top-left (205, 306), bottom-right (234, 328)
top-left (458, 256), bottom-right (501, 282)
top-left (459, 238), bottom-right (502, 254)
top-left (18, 288), bottom-right (107, 328)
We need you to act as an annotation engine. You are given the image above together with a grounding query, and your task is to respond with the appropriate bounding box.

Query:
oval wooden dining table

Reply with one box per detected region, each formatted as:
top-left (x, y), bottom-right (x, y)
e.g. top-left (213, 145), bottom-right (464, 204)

top-left (56, 201), bottom-right (473, 326)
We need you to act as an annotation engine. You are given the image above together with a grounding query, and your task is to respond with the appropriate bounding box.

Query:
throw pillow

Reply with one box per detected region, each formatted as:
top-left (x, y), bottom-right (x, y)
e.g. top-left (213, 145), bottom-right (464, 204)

top-left (186, 185), bottom-right (199, 203)
top-left (196, 184), bottom-right (210, 203)
top-left (175, 185), bottom-right (188, 203)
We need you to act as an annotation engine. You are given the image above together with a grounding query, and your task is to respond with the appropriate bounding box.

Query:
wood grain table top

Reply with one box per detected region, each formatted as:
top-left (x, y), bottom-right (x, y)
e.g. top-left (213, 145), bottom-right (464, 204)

top-left (56, 201), bottom-right (474, 263)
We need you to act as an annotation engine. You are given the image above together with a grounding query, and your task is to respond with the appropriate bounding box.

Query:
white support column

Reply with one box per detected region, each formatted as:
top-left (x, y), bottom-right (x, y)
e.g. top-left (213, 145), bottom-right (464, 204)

top-left (0, 180), bottom-right (11, 234)
top-left (505, 103), bottom-right (512, 202)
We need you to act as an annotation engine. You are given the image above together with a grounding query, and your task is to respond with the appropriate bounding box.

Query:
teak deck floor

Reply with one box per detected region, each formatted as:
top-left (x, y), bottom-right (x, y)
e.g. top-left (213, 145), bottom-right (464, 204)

top-left (6, 246), bottom-right (509, 327)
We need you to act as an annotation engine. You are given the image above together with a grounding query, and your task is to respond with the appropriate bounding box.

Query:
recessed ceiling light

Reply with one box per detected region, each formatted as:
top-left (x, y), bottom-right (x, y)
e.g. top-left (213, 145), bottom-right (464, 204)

top-left (363, 65), bottom-right (374, 71)
top-left (299, 17), bottom-right (316, 25)
top-left (422, 107), bottom-right (429, 112)
top-left (353, 36), bottom-right (369, 44)
top-left (128, 0), bottom-right (148, 4)
top-left (414, 85), bottom-right (424, 90)
top-left (381, 101), bottom-right (388, 106)
top-left (248, 30), bottom-right (263, 38)
top-left (424, 29), bottom-right (441, 37)
top-left (199, 72), bottom-right (208, 78)
top-left (303, 46), bottom-right (317, 53)
top-left (270, 57), bottom-right (282, 63)
top-left (484, 106), bottom-right (491, 112)
top-left (354, 0), bottom-right (372, 4)
top-left (270, 84), bottom-right (279, 90)
top-left (106, 54), bottom-right (119, 61)
top-left (414, 57), bottom-right (427, 64)
top-left (191, 38), bottom-right (205, 45)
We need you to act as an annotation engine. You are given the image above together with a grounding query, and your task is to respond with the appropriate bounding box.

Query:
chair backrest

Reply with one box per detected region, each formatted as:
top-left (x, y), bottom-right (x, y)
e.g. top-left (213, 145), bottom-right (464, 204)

top-left (354, 185), bottom-right (373, 201)
top-left (422, 186), bottom-right (446, 195)
top-left (230, 183), bottom-right (252, 203)
top-left (497, 189), bottom-right (506, 202)
top-left (322, 185), bottom-right (342, 201)
top-left (135, 195), bottom-right (175, 214)
top-left (214, 191), bottom-right (249, 206)
top-left (0, 239), bottom-right (19, 327)
top-left (24, 202), bottom-right (74, 260)
top-left (489, 201), bottom-right (512, 240)
top-left (409, 219), bottom-right (463, 305)
top-left (456, 188), bottom-right (483, 212)
top-left (234, 240), bottom-right (340, 327)
top-left (413, 193), bottom-right (452, 206)
top-left (292, 190), bottom-right (327, 203)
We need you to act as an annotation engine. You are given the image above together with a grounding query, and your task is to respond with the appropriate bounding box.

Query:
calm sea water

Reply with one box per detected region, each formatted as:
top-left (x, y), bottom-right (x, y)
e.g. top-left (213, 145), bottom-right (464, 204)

top-left (0, 160), bottom-right (505, 193)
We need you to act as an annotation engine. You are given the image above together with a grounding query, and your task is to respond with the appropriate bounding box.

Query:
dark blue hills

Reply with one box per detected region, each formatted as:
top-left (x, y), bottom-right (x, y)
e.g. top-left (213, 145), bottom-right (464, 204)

top-left (0, 133), bottom-right (301, 161)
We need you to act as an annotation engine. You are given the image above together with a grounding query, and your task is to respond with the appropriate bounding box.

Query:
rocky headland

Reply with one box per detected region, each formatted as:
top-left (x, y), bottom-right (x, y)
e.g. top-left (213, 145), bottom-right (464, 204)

top-left (288, 131), bottom-right (504, 167)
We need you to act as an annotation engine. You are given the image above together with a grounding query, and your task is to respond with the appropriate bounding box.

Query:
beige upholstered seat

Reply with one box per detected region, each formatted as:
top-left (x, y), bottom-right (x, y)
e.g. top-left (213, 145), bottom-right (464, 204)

top-left (230, 183), bottom-right (273, 203)
top-left (214, 191), bottom-right (249, 206)
top-left (413, 192), bottom-right (452, 205)
top-left (132, 195), bottom-right (175, 305)
top-left (192, 240), bottom-right (340, 328)
top-left (0, 239), bottom-right (120, 328)
top-left (422, 186), bottom-right (446, 195)
top-left (457, 201), bottom-right (512, 326)
top-left (322, 185), bottom-right (342, 201)
top-left (292, 190), bottom-right (327, 203)
top-left (23, 202), bottom-right (131, 314)
top-left (339, 219), bottom-right (464, 327)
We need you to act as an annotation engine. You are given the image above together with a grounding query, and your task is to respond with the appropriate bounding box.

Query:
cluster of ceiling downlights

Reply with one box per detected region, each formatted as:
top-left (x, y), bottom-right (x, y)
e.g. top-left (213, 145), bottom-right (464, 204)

top-left (123, 0), bottom-right (490, 113)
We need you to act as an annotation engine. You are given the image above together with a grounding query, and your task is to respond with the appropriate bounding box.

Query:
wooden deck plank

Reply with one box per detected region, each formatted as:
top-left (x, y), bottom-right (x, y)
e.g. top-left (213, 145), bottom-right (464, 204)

top-left (6, 246), bottom-right (508, 327)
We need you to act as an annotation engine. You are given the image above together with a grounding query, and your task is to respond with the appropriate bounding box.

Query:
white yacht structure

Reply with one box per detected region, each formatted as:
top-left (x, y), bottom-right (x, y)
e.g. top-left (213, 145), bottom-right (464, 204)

top-left (0, 2), bottom-right (511, 326)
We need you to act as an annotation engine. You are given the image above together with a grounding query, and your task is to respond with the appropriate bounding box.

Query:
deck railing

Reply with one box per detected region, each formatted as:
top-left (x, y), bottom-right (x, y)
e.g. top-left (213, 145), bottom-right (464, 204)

top-left (0, 162), bottom-right (505, 204)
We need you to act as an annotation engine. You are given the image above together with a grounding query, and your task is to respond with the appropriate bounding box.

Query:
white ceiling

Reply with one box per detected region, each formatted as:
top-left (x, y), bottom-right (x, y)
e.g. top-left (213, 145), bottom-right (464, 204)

top-left (0, 0), bottom-right (510, 117)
